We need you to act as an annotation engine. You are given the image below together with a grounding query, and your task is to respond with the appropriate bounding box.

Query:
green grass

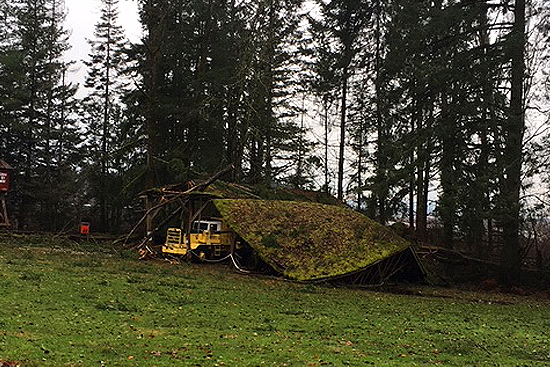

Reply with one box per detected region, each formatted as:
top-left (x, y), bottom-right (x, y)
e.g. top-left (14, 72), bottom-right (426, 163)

top-left (0, 239), bottom-right (549, 366)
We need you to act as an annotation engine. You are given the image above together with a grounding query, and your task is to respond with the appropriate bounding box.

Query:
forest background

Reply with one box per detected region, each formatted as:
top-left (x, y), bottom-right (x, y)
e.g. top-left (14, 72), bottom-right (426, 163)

top-left (1, 0), bottom-right (550, 282)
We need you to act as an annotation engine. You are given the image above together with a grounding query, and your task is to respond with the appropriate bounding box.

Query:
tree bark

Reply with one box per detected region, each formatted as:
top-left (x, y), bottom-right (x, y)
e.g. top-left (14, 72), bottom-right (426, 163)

top-left (100, 3), bottom-right (112, 233)
top-left (501, 0), bottom-right (526, 285)
top-left (143, 0), bottom-right (166, 234)
top-left (324, 97), bottom-right (329, 193)
top-left (374, 3), bottom-right (388, 224)
top-left (440, 93), bottom-right (456, 249)
top-left (337, 66), bottom-right (348, 202)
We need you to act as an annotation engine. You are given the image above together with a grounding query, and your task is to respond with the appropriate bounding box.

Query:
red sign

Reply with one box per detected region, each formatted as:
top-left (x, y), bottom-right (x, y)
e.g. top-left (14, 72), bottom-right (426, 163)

top-left (80, 222), bottom-right (90, 235)
top-left (0, 171), bottom-right (9, 192)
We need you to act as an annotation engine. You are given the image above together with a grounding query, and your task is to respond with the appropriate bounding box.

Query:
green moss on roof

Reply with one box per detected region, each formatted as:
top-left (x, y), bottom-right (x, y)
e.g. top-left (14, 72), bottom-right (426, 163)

top-left (213, 199), bottom-right (410, 281)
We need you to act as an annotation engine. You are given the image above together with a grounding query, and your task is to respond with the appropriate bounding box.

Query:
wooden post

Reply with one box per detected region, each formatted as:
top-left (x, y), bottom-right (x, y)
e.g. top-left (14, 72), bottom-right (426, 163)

top-left (0, 194), bottom-right (9, 227)
top-left (186, 199), bottom-right (193, 252)
top-left (145, 195), bottom-right (153, 240)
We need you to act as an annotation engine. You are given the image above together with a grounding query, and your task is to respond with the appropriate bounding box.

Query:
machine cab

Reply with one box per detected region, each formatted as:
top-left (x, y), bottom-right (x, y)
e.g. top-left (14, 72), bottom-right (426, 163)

top-left (191, 220), bottom-right (221, 233)
top-left (163, 218), bottom-right (233, 259)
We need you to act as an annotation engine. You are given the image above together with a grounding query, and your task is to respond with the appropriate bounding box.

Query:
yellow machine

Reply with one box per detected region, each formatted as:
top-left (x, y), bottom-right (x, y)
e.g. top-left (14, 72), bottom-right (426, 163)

top-left (162, 219), bottom-right (234, 260)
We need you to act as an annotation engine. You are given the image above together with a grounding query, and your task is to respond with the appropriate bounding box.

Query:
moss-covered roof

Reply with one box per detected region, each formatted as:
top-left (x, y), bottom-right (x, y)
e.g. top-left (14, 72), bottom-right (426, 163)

top-left (213, 199), bottom-right (411, 281)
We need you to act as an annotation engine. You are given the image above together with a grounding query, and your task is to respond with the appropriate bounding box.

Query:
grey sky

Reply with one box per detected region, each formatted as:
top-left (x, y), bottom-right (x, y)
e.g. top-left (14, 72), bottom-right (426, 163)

top-left (64, 0), bottom-right (141, 91)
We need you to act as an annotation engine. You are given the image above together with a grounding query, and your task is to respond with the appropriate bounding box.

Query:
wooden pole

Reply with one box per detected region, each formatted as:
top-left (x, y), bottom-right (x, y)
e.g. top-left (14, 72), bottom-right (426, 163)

top-left (0, 195), bottom-right (9, 227)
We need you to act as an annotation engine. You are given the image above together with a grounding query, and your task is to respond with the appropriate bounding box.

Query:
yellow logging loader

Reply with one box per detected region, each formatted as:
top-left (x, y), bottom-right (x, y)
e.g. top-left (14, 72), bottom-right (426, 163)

top-left (162, 219), bottom-right (235, 261)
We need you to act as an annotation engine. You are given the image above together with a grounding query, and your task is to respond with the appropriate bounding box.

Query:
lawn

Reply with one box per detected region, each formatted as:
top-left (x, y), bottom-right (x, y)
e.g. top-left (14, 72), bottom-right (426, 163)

top-left (0, 236), bottom-right (549, 366)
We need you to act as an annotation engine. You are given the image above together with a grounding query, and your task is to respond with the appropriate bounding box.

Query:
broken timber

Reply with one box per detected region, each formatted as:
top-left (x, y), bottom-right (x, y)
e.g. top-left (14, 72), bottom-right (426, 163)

top-left (124, 165), bottom-right (234, 250)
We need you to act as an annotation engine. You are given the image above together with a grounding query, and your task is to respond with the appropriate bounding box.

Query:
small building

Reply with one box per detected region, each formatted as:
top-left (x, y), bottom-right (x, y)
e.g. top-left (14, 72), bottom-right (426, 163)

top-left (0, 159), bottom-right (12, 193)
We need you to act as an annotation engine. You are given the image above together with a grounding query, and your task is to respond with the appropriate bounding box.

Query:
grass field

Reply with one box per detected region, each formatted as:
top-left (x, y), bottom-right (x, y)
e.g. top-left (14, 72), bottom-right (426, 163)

top-left (0, 236), bottom-right (549, 366)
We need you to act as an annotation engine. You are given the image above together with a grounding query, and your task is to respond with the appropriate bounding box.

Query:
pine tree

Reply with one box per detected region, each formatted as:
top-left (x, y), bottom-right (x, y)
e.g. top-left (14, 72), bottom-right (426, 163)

top-left (357, 0), bottom-right (520, 252)
top-left (0, 1), bottom-right (24, 166)
top-left (313, 0), bottom-right (371, 201)
top-left (83, 0), bottom-right (128, 232)
top-left (6, 0), bottom-right (81, 230)
top-left (245, 0), bottom-right (304, 185)
top-left (305, 9), bottom-right (339, 194)
top-left (134, 0), bottom-right (307, 190)
top-left (499, 0), bottom-right (527, 283)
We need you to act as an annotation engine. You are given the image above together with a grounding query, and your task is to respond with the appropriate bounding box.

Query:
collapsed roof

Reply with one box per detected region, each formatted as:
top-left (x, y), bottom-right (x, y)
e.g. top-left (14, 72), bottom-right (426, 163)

top-left (214, 199), bottom-right (425, 282)
top-left (137, 172), bottom-right (425, 284)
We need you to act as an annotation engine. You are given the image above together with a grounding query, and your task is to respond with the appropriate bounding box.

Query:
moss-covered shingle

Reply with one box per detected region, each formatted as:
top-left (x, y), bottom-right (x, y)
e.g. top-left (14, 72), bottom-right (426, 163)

top-left (214, 199), bottom-right (410, 281)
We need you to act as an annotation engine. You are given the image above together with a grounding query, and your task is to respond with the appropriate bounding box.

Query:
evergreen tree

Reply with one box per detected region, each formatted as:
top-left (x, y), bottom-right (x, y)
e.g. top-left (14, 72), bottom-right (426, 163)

top-left (245, 0), bottom-right (304, 185)
top-left (311, 0), bottom-right (371, 201)
top-left (83, 0), bottom-right (128, 232)
top-left (499, 0), bottom-right (527, 283)
top-left (347, 0), bottom-right (526, 259)
top-left (0, 1), bottom-right (24, 166)
top-left (5, 0), bottom-right (81, 230)
top-left (305, 7), bottom-right (341, 194)
top-left (134, 0), bottom-right (308, 190)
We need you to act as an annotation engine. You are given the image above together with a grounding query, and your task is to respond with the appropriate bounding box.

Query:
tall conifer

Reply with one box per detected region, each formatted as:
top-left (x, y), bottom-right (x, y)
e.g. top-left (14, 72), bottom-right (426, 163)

top-left (83, 0), bottom-right (128, 232)
top-left (5, 0), bottom-right (80, 230)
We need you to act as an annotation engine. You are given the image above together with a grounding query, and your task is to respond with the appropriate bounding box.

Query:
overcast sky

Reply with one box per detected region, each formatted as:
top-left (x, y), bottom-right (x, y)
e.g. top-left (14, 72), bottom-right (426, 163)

top-left (64, 0), bottom-right (141, 92)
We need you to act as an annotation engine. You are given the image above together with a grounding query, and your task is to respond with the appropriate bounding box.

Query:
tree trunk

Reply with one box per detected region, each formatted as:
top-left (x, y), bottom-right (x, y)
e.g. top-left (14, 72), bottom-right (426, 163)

top-left (101, 9), bottom-right (112, 233)
top-left (374, 6), bottom-right (387, 224)
top-left (356, 116), bottom-right (363, 209)
top-left (324, 97), bottom-right (329, 193)
top-left (337, 66), bottom-right (348, 201)
top-left (500, 0), bottom-right (526, 285)
top-left (416, 100), bottom-right (432, 239)
top-left (143, 0), bottom-right (166, 234)
top-left (440, 94), bottom-right (455, 249)
top-left (45, 0), bottom-right (57, 231)
top-left (471, 1), bottom-right (492, 258)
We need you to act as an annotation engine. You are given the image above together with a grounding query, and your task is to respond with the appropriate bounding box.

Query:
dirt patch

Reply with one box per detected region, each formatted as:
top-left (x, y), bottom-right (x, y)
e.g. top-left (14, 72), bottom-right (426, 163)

top-left (380, 283), bottom-right (550, 305)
